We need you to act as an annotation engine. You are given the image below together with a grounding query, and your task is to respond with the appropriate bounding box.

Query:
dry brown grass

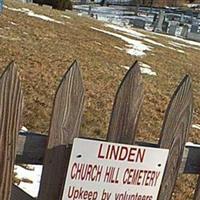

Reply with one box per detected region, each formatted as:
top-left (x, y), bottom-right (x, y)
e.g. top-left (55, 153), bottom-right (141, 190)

top-left (1, 0), bottom-right (200, 199)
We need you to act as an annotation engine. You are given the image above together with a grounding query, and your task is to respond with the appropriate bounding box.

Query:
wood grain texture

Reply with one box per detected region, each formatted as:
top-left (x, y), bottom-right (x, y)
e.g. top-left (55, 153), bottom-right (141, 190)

top-left (107, 61), bottom-right (143, 144)
top-left (38, 61), bottom-right (85, 200)
top-left (158, 75), bottom-right (193, 200)
top-left (0, 62), bottom-right (23, 200)
top-left (15, 133), bottom-right (200, 174)
top-left (194, 177), bottom-right (200, 199)
top-left (11, 185), bottom-right (35, 200)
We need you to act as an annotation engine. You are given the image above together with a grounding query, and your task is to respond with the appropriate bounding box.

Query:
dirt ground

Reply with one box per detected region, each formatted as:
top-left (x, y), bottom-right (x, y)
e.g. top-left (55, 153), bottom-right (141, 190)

top-left (1, 0), bottom-right (200, 199)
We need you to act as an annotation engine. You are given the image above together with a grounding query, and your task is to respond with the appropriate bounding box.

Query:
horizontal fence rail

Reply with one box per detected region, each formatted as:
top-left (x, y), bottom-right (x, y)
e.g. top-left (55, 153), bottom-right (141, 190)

top-left (16, 132), bottom-right (200, 174)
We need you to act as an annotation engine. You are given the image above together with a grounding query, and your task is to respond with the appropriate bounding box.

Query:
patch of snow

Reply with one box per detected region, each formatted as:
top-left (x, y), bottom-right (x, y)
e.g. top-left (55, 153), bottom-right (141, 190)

top-left (186, 142), bottom-right (200, 148)
top-left (121, 65), bottom-right (130, 70)
top-left (143, 38), bottom-right (166, 47)
top-left (192, 124), bottom-right (200, 130)
top-left (167, 46), bottom-right (185, 53)
top-left (121, 62), bottom-right (157, 76)
top-left (167, 46), bottom-right (177, 50)
top-left (104, 23), bottom-right (167, 48)
top-left (14, 165), bottom-right (43, 198)
top-left (186, 4), bottom-right (200, 8)
top-left (77, 13), bottom-right (83, 16)
top-left (27, 10), bottom-right (64, 24)
top-left (91, 27), bottom-right (151, 57)
top-left (114, 46), bottom-right (123, 51)
top-left (20, 126), bottom-right (28, 132)
top-left (177, 49), bottom-right (185, 53)
top-left (4, 5), bottom-right (64, 24)
top-left (105, 23), bottom-right (146, 38)
top-left (139, 62), bottom-right (157, 76)
top-left (149, 31), bottom-right (200, 48)
top-left (169, 41), bottom-right (200, 50)
top-left (10, 21), bottom-right (17, 25)
top-left (140, 67), bottom-right (157, 76)
top-left (139, 62), bottom-right (151, 69)
top-left (91, 27), bottom-right (151, 56)
top-left (61, 14), bottom-right (71, 19)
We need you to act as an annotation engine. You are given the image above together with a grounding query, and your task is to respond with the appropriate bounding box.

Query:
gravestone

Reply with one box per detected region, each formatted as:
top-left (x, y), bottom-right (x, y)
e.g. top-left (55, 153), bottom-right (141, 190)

top-left (129, 18), bottom-right (146, 29)
top-left (154, 10), bottom-right (165, 32)
top-left (81, 0), bottom-right (87, 3)
top-left (162, 21), bottom-right (169, 33)
top-left (181, 24), bottom-right (189, 38)
top-left (180, 14), bottom-right (184, 24)
top-left (187, 32), bottom-right (200, 42)
top-left (168, 21), bottom-right (179, 36)
top-left (191, 24), bottom-right (199, 33)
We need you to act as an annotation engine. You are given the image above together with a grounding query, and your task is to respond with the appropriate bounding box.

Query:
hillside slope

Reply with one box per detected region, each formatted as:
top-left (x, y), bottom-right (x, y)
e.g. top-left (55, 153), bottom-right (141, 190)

top-left (1, 0), bottom-right (200, 199)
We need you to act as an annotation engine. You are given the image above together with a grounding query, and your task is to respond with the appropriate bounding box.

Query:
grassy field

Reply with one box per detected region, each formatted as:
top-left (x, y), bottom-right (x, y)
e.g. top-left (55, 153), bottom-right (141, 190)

top-left (1, 0), bottom-right (200, 199)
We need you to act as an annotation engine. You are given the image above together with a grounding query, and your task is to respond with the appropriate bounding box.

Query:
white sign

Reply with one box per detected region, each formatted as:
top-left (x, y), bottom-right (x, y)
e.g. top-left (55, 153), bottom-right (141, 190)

top-left (62, 138), bottom-right (169, 200)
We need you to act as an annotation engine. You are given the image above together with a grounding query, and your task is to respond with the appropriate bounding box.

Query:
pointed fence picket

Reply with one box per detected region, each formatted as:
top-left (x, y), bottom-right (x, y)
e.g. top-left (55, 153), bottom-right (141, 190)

top-left (0, 62), bottom-right (24, 200)
top-left (0, 60), bottom-right (199, 200)
top-left (38, 61), bottom-right (85, 200)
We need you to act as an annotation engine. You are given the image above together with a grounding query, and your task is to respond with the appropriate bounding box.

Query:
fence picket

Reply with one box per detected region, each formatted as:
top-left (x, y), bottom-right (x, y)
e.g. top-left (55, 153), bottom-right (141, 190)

top-left (158, 75), bottom-right (193, 200)
top-left (0, 62), bottom-right (23, 200)
top-left (38, 61), bottom-right (85, 200)
top-left (107, 61), bottom-right (143, 144)
top-left (194, 177), bottom-right (200, 199)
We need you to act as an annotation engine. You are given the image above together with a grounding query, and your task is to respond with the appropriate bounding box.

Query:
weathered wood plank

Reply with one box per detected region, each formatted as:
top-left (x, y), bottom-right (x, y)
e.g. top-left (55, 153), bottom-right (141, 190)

top-left (16, 132), bottom-right (200, 174)
top-left (38, 61), bottom-right (85, 200)
top-left (0, 62), bottom-right (23, 200)
top-left (158, 75), bottom-right (193, 200)
top-left (11, 185), bottom-right (35, 200)
top-left (194, 177), bottom-right (200, 199)
top-left (107, 61), bottom-right (143, 144)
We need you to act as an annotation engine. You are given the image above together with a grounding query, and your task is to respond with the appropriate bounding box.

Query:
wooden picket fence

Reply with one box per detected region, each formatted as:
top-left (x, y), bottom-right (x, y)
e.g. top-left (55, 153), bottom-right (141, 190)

top-left (0, 60), bottom-right (200, 200)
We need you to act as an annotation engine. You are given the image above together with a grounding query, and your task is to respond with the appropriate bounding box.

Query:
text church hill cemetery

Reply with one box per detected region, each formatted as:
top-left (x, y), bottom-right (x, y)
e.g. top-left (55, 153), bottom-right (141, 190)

top-left (62, 139), bottom-right (169, 200)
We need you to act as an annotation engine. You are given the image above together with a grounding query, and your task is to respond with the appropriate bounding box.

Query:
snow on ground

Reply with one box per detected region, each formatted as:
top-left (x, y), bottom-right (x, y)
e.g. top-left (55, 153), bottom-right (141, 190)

top-left (186, 142), bottom-right (200, 148)
top-left (91, 26), bottom-right (151, 56)
top-left (169, 41), bottom-right (200, 50)
top-left (105, 23), bottom-right (166, 48)
top-left (14, 165), bottom-right (43, 198)
top-left (169, 41), bottom-right (187, 48)
top-left (9, 21), bottom-right (17, 26)
top-left (105, 24), bottom-right (146, 39)
top-left (192, 124), bottom-right (200, 130)
top-left (61, 14), bottom-right (71, 19)
top-left (92, 23), bottom-right (189, 57)
top-left (150, 31), bottom-right (200, 48)
top-left (167, 46), bottom-right (185, 53)
top-left (105, 23), bottom-right (200, 51)
top-left (121, 62), bottom-right (157, 76)
top-left (114, 46), bottom-right (123, 51)
top-left (143, 38), bottom-right (166, 47)
top-left (139, 62), bottom-right (157, 76)
top-left (176, 49), bottom-right (185, 53)
top-left (4, 6), bottom-right (64, 24)
top-left (104, 23), bottom-right (191, 52)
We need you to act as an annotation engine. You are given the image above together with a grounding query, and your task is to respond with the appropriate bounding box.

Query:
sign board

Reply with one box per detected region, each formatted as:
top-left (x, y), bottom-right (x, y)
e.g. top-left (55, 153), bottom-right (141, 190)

top-left (62, 138), bottom-right (169, 200)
